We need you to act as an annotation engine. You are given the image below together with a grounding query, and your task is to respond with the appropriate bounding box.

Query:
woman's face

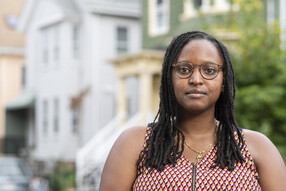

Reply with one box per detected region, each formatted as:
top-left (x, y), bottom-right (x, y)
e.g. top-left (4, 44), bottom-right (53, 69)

top-left (172, 39), bottom-right (224, 115)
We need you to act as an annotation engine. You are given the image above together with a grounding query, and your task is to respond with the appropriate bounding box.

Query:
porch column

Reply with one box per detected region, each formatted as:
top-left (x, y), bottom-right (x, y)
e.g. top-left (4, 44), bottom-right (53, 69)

top-left (139, 72), bottom-right (153, 123)
top-left (116, 76), bottom-right (127, 116)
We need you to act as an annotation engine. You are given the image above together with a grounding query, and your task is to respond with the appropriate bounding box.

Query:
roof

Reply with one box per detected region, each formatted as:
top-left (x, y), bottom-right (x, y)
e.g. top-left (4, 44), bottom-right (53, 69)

top-left (85, 0), bottom-right (141, 17)
top-left (17, 0), bottom-right (80, 33)
top-left (18, 0), bottom-right (141, 33)
top-left (56, 0), bottom-right (79, 15)
top-left (5, 91), bottom-right (35, 110)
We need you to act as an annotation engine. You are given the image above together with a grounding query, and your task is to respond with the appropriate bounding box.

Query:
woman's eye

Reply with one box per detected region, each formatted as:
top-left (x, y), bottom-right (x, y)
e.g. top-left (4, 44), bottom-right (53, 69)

top-left (179, 67), bottom-right (190, 73)
top-left (204, 67), bottom-right (216, 74)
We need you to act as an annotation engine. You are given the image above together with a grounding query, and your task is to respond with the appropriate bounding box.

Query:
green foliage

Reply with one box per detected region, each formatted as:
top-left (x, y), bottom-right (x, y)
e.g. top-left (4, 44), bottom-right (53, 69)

top-left (49, 162), bottom-right (76, 191)
top-left (223, 0), bottom-right (286, 159)
top-left (203, 0), bottom-right (286, 160)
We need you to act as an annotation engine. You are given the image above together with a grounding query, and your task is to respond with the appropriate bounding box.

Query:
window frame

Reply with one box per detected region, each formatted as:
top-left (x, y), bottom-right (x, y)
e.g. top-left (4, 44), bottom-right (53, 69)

top-left (180, 0), bottom-right (231, 21)
top-left (41, 23), bottom-right (61, 67)
top-left (72, 108), bottom-right (79, 134)
top-left (72, 25), bottom-right (80, 60)
top-left (53, 98), bottom-right (59, 133)
top-left (148, 0), bottom-right (170, 36)
top-left (42, 100), bottom-right (48, 134)
top-left (116, 26), bottom-right (129, 55)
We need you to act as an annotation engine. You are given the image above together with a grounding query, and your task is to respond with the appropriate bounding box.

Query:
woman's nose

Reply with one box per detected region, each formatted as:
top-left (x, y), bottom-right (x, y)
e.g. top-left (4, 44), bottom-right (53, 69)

top-left (188, 68), bottom-right (203, 85)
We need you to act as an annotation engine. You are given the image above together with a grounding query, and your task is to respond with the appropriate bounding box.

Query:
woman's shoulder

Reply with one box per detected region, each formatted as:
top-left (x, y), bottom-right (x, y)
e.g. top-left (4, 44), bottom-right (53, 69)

top-left (242, 129), bottom-right (276, 151)
top-left (242, 129), bottom-right (277, 161)
top-left (119, 126), bottom-right (148, 144)
top-left (105, 125), bottom-right (148, 159)
top-left (242, 128), bottom-right (269, 146)
top-left (99, 126), bottom-right (148, 190)
top-left (242, 129), bottom-right (286, 190)
top-left (114, 126), bottom-right (149, 158)
top-left (104, 125), bottom-right (149, 167)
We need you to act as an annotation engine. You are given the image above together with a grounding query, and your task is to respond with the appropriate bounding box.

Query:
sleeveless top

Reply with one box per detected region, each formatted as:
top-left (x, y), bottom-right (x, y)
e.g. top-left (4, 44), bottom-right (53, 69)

top-left (133, 127), bottom-right (261, 190)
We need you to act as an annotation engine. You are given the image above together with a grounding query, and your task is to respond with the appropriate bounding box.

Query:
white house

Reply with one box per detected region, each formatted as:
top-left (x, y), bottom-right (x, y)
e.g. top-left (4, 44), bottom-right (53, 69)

top-left (17, 0), bottom-right (141, 175)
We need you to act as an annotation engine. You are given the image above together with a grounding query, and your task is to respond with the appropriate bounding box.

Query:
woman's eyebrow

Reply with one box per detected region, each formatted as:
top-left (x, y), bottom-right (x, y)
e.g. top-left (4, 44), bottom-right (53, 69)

top-left (177, 60), bottom-right (219, 65)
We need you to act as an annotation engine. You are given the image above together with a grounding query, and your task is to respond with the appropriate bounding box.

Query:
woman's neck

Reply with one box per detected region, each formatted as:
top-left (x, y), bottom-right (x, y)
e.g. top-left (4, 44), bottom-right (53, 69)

top-left (178, 114), bottom-right (217, 138)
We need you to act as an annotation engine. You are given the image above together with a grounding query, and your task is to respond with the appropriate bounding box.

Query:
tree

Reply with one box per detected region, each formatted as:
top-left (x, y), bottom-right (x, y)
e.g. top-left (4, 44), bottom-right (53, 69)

top-left (221, 0), bottom-right (286, 159)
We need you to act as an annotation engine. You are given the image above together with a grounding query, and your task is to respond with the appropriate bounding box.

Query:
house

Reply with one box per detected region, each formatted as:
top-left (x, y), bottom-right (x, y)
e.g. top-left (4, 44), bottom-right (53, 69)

top-left (0, 0), bottom-right (26, 155)
top-left (142, 0), bottom-right (285, 50)
top-left (16, 0), bottom-right (141, 175)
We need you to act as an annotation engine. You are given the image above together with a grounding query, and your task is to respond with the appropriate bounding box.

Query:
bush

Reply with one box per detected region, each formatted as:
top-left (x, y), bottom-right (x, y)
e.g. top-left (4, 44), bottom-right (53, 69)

top-left (49, 161), bottom-right (76, 191)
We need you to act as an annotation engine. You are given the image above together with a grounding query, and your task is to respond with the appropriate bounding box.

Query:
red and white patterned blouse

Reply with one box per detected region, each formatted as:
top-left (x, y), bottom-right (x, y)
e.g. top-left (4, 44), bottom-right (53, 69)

top-left (133, 127), bottom-right (261, 191)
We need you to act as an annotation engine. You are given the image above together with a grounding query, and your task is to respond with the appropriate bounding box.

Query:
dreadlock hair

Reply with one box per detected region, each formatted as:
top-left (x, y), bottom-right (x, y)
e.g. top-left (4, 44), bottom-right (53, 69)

top-left (139, 31), bottom-right (245, 171)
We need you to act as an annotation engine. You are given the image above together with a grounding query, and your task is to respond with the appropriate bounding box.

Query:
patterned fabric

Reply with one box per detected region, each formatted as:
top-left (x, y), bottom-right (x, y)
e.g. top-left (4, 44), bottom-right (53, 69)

top-left (133, 127), bottom-right (261, 191)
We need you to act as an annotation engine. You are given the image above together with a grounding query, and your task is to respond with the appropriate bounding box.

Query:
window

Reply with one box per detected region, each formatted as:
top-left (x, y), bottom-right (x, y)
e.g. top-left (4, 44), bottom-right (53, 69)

top-left (73, 25), bottom-right (80, 59)
top-left (42, 30), bottom-right (49, 64)
top-left (156, 0), bottom-right (164, 28)
top-left (72, 108), bottom-right (79, 134)
top-left (149, 0), bottom-right (169, 35)
top-left (180, 0), bottom-right (230, 20)
top-left (54, 99), bottom-right (59, 132)
top-left (151, 0), bottom-right (169, 34)
top-left (43, 100), bottom-right (48, 134)
top-left (267, 0), bottom-right (275, 23)
top-left (41, 24), bottom-right (61, 66)
top-left (53, 25), bottom-right (60, 63)
top-left (193, 0), bottom-right (202, 9)
top-left (116, 27), bottom-right (128, 55)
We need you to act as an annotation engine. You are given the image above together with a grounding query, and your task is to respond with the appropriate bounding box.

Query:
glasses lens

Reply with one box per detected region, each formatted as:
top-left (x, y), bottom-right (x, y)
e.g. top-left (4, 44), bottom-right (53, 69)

top-left (201, 63), bottom-right (219, 79)
top-left (175, 62), bottom-right (193, 78)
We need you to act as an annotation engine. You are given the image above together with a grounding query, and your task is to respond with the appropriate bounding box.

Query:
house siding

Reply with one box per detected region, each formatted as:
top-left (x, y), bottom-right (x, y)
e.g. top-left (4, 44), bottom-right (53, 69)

top-left (143, 0), bottom-right (282, 50)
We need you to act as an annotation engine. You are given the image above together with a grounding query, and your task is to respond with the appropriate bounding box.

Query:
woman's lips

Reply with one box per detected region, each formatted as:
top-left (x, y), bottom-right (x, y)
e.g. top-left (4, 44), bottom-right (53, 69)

top-left (185, 90), bottom-right (206, 98)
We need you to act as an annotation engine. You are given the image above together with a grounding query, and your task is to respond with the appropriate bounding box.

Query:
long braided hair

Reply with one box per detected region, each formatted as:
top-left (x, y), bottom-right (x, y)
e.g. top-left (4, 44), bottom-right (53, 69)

top-left (139, 31), bottom-right (245, 171)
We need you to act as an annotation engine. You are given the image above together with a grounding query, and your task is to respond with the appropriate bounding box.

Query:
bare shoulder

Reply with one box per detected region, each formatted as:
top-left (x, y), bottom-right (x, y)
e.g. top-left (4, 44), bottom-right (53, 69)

top-left (243, 129), bottom-right (272, 156)
top-left (106, 125), bottom-right (148, 164)
top-left (114, 126), bottom-right (148, 155)
top-left (118, 126), bottom-right (148, 145)
top-left (243, 129), bottom-right (286, 191)
top-left (242, 129), bottom-right (280, 162)
top-left (99, 126), bottom-right (147, 191)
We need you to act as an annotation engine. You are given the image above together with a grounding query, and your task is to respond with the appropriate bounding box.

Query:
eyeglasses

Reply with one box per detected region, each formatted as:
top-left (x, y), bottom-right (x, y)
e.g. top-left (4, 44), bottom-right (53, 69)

top-left (172, 61), bottom-right (223, 80)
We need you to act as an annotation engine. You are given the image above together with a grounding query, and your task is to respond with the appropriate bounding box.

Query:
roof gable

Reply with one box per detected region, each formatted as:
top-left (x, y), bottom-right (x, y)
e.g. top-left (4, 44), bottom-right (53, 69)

top-left (83, 0), bottom-right (141, 17)
top-left (18, 0), bottom-right (79, 33)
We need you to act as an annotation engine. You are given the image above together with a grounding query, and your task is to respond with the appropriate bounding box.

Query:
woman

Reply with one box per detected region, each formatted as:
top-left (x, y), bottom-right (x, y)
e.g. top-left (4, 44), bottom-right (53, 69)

top-left (99, 31), bottom-right (286, 190)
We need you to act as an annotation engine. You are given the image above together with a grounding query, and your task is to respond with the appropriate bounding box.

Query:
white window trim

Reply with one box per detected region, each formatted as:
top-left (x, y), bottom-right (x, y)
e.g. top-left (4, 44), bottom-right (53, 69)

top-left (148, 0), bottom-right (170, 37)
top-left (280, 0), bottom-right (286, 50)
top-left (180, 0), bottom-right (233, 21)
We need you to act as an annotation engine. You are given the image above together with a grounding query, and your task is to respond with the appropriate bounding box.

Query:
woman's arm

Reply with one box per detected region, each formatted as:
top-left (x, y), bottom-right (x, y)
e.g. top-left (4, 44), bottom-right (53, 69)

top-left (244, 129), bottom-right (286, 191)
top-left (99, 126), bottom-right (147, 191)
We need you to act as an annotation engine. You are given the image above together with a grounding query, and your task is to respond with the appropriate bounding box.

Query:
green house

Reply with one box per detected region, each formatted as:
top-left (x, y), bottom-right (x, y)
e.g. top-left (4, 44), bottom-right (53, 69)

top-left (141, 0), bottom-right (284, 49)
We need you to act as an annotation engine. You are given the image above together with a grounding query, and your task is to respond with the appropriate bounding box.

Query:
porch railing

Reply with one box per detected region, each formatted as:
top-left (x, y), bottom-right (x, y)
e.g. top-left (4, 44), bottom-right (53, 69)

top-left (76, 112), bottom-right (143, 191)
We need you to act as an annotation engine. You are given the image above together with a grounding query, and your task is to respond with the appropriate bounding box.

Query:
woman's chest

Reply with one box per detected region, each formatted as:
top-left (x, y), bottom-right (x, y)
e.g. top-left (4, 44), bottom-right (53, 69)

top-left (133, 156), bottom-right (261, 191)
